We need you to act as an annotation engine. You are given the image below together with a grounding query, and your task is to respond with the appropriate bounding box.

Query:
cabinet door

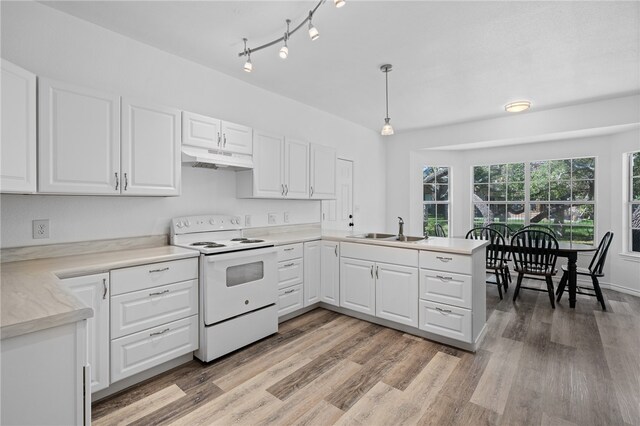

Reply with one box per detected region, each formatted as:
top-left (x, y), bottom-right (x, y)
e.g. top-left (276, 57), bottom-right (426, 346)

top-left (60, 273), bottom-right (110, 393)
top-left (252, 131), bottom-right (284, 198)
top-left (310, 144), bottom-right (336, 199)
top-left (38, 78), bottom-right (120, 194)
top-left (304, 241), bottom-right (321, 306)
top-left (221, 120), bottom-right (252, 155)
top-left (340, 257), bottom-right (375, 315)
top-left (284, 138), bottom-right (309, 198)
top-left (182, 111), bottom-right (220, 150)
top-left (376, 262), bottom-right (419, 327)
top-left (1, 60), bottom-right (36, 193)
top-left (320, 241), bottom-right (340, 306)
top-left (121, 98), bottom-right (181, 196)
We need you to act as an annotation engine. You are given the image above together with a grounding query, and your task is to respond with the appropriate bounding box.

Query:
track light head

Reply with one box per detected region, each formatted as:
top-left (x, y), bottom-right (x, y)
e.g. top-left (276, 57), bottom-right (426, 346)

top-left (334, 0), bottom-right (345, 7)
top-left (308, 11), bottom-right (319, 40)
top-left (279, 45), bottom-right (289, 59)
top-left (243, 56), bottom-right (253, 73)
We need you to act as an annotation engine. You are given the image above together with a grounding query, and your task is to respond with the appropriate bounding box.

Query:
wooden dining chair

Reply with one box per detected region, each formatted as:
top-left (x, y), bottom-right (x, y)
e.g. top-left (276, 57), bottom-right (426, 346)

top-left (465, 227), bottom-right (507, 299)
top-left (487, 223), bottom-right (514, 286)
top-left (434, 223), bottom-right (447, 238)
top-left (511, 229), bottom-right (559, 308)
top-left (556, 231), bottom-right (613, 310)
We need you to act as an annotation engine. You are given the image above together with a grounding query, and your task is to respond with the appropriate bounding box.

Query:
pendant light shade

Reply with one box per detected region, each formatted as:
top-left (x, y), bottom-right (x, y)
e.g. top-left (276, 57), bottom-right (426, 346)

top-left (334, 0), bottom-right (346, 7)
top-left (380, 64), bottom-right (394, 136)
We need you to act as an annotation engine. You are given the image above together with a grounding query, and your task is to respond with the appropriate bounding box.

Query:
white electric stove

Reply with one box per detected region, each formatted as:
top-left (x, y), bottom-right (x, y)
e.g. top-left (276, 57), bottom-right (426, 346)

top-left (170, 215), bottom-right (278, 362)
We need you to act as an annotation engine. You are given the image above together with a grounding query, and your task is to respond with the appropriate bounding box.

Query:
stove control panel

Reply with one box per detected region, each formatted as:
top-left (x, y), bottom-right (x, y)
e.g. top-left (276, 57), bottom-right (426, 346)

top-left (171, 215), bottom-right (243, 234)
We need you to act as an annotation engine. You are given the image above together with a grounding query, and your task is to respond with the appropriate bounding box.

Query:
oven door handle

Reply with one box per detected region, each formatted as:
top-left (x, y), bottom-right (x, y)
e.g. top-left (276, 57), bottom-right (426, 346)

top-left (205, 246), bottom-right (277, 262)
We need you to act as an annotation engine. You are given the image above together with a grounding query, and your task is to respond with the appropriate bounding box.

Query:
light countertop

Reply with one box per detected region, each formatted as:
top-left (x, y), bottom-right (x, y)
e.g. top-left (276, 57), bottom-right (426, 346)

top-left (1, 246), bottom-right (198, 340)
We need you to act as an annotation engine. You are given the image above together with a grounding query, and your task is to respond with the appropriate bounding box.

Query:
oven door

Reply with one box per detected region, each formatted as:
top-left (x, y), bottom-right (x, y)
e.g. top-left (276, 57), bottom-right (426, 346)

top-left (202, 247), bottom-right (277, 325)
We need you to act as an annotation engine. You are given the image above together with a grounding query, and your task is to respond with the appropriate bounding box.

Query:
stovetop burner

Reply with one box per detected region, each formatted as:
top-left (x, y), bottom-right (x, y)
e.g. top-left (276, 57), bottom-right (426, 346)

top-left (230, 238), bottom-right (248, 241)
top-left (191, 241), bottom-right (216, 246)
top-left (241, 239), bottom-right (265, 243)
top-left (203, 243), bottom-right (226, 248)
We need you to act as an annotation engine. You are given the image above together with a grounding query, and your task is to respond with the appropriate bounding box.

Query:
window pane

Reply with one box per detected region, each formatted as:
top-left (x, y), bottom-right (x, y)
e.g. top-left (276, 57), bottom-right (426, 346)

top-left (473, 184), bottom-right (488, 201)
top-left (571, 204), bottom-right (594, 226)
top-left (549, 204), bottom-right (571, 225)
top-left (489, 184), bottom-right (506, 201)
top-left (550, 181), bottom-right (571, 201)
top-left (632, 229), bottom-right (640, 253)
top-left (474, 166), bottom-right (489, 183)
top-left (572, 180), bottom-right (594, 201)
top-left (436, 184), bottom-right (449, 201)
top-left (490, 204), bottom-right (507, 223)
top-left (572, 157), bottom-right (595, 180)
top-left (633, 177), bottom-right (640, 201)
top-left (473, 204), bottom-right (488, 227)
top-left (633, 152), bottom-right (640, 177)
top-left (507, 163), bottom-right (525, 182)
top-left (530, 203), bottom-right (550, 224)
top-left (507, 204), bottom-right (525, 231)
top-left (571, 226), bottom-right (594, 245)
top-left (423, 167), bottom-right (436, 183)
top-left (423, 184), bottom-right (435, 201)
top-left (436, 167), bottom-right (449, 184)
top-left (490, 164), bottom-right (506, 183)
top-left (530, 181), bottom-right (549, 201)
top-left (439, 222), bottom-right (449, 237)
top-left (507, 182), bottom-right (525, 201)
top-left (423, 204), bottom-right (435, 236)
top-left (633, 204), bottom-right (640, 230)
top-left (549, 159), bottom-right (571, 181)
top-left (436, 204), bottom-right (449, 222)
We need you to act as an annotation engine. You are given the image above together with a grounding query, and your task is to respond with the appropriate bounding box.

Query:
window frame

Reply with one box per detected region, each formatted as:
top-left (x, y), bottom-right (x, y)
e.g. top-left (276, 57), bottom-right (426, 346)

top-left (422, 165), bottom-right (451, 237)
top-left (624, 151), bottom-right (640, 256)
top-left (471, 156), bottom-right (597, 245)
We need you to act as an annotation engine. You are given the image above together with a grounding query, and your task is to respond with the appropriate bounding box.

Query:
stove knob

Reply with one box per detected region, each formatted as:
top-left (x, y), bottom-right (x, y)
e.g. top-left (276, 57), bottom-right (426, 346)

top-left (176, 222), bottom-right (183, 228)
top-left (209, 218), bottom-right (216, 225)
top-left (231, 218), bottom-right (237, 225)
top-left (184, 220), bottom-right (191, 227)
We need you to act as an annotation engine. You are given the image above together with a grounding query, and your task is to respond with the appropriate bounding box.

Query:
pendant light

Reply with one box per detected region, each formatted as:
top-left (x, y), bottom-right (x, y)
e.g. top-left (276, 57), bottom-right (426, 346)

top-left (380, 64), bottom-right (394, 136)
top-left (279, 20), bottom-right (291, 59)
top-left (308, 11), bottom-right (319, 41)
top-left (242, 38), bottom-right (252, 72)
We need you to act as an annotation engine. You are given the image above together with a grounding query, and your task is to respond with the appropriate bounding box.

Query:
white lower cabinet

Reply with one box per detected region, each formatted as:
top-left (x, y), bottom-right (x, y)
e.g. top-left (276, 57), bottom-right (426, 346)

top-left (340, 257), bottom-right (376, 315)
top-left (418, 300), bottom-right (472, 343)
top-left (375, 262), bottom-right (419, 327)
top-left (304, 241), bottom-right (321, 306)
top-left (111, 315), bottom-right (198, 382)
top-left (277, 243), bottom-right (304, 317)
top-left (320, 241), bottom-right (340, 306)
top-left (419, 269), bottom-right (472, 309)
top-left (277, 284), bottom-right (304, 317)
top-left (60, 273), bottom-right (110, 393)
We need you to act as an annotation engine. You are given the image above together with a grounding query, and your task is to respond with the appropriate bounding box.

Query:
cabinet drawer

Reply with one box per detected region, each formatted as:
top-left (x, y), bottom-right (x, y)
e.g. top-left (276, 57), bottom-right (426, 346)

top-left (111, 279), bottom-right (199, 339)
top-left (419, 300), bottom-right (472, 343)
top-left (111, 258), bottom-right (198, 295)
top-left (419, 269), bottom-right (472, 309)
top-left (278, 258), bottom-right (303, 290)
top-left (419, 251), bottom-right (471, 274)
top-left (111, 315), bottom-right (198, 383)
top-left (277, 243), bottom-right (303, 262)
top-left (277, 284), bottom-right (303, 317)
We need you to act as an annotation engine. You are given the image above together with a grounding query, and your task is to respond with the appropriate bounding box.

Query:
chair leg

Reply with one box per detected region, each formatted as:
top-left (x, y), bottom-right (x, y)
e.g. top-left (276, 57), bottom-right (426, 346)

top-left (502, 268), bottom-right (509, 293)
top-left (591, 275), bottom-right (607, 311)
top-left (504, 265), bottom-right (510, 289)
top-left (545, 276), bottom-right (556, 309)
top-left (513, 272), bottom-right (524, 302)
top-left (556, 271), bottom-right (568, 302)
top-left (495, 269), bottom-right (503, 300)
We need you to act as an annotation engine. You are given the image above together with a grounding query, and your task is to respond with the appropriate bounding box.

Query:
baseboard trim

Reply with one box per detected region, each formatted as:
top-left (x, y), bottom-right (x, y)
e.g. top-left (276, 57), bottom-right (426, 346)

top-left (598, 282), bottom-right (640, 297)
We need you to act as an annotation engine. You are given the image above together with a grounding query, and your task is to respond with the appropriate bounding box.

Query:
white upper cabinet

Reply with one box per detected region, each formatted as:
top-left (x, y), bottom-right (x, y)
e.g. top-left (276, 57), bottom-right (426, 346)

top-left (248, 130), bottom-right (285, 198)
top-left (284, 138), bottom-right (309, 198)
top-left (182, 111), bottom-right (252, 155)
top-left (121, 98), bottom-right (181, 196)
top-left (38, 78), bottom-right (121, 194)
top-left (310, 144), bottom-right (336, 199)
top-left (1, 60), bottom-right (36, 194)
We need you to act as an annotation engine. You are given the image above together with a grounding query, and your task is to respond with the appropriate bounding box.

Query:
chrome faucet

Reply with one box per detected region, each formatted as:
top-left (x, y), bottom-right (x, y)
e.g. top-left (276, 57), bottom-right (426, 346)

top-left (397, 217), bottom-right (405, 238)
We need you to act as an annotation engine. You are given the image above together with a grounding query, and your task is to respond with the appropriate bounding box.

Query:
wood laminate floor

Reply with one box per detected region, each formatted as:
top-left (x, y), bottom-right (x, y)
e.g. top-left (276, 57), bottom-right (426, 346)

top-left (93, 284), bottom-right (640, 426)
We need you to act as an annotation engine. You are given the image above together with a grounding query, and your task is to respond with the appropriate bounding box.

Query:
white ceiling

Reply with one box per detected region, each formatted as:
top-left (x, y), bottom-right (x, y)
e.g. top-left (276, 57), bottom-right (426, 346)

top-left (43, 1), bottom-right (640, 133)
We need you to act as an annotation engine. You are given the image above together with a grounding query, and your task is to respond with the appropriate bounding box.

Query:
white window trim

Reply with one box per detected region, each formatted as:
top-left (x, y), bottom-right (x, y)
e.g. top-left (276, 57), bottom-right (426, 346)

top-left (621, 150), bottom-right (640, 259)
top-left (422, 165), bottom-right (451, 237)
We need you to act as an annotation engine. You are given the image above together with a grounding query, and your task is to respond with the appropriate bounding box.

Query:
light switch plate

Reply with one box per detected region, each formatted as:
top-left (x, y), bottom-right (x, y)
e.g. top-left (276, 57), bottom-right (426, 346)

top-left (283, 212), bottom-right (290, 223)
top-left (33, 219), bottom-right (50, 239)
top-left (268, 213), bottom-right (277, 225)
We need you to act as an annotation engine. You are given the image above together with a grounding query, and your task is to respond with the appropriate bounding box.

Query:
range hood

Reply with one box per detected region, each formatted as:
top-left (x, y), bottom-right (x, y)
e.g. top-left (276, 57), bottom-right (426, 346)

top-left (181, 146), bottom-right (253, 170)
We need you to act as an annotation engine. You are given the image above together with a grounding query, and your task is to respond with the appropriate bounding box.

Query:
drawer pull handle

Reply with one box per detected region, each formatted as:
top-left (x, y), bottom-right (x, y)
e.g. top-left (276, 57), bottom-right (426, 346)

top-left (149, 289), bottom-right (170, 296)
top-left (283, 262), bottom-right (295, 267)
top-left (334, 245), bottom-right (338, 256)
top-left (102, 278), bottom-right (108, 300)
top-left (375, 266), bottom-right (379, 279)
top-left (435, 307), bottom-right (452, 314)
top-left (150, 328), bottom-right (170, 337)
top-left (436, 275), bottom-right (453, 281)
top-left (149, 267), bottom-right (169, 273)
top-left (370, 265), bottom-right (374, 278)
top-left (284, 289), bottom-right (295, 294)
top-left (436, 256), bottom-right (453, 262)
top-left (284, 248), bottom-right (295, 251)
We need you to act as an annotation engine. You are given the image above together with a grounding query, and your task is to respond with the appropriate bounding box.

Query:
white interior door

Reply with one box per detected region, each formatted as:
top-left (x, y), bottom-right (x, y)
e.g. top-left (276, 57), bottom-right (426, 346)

top-left (322, 158), bottom-right (354, 230)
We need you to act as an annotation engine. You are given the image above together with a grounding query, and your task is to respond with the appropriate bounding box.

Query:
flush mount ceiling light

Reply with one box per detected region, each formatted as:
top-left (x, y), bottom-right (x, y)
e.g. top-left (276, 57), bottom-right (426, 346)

top-left (380, 64), bottom-right (394, 136)
top-left (238, 0), bottom-right (345, 72)
top-left (505, 101), bottom-right (531, 113)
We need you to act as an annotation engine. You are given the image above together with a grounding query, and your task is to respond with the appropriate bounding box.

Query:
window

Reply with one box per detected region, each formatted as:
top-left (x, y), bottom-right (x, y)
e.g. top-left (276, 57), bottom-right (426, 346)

top-left (629, 152), bottom-right (640, 253)
top-left (473, 162), bottom-right (526, 232)
top-left (472, 156), bottom-right (596, 244)
top-left (423, 166), bottom-right (449, 236)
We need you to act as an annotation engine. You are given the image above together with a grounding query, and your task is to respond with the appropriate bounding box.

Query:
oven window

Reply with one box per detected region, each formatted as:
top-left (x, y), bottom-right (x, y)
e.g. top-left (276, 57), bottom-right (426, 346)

top-left (226, 261), bottom-right (264, 287)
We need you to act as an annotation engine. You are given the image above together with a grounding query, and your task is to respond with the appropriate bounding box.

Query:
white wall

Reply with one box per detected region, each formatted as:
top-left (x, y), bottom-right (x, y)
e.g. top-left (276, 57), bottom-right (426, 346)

top-left (0, 1), bottom-right (386, 247)
top-left (389, 99), bottom-right (640, 294)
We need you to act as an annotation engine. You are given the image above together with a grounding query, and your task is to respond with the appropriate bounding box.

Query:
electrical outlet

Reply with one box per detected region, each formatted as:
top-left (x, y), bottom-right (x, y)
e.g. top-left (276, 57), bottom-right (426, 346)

top-left (283, 212), bottom-right (290, 223)
top-left (245, 215), bottom-right (251, 227)
top-left (268, 213), bottom-right (277, 225)
top-left (32, 219), bottom-right (50, 239)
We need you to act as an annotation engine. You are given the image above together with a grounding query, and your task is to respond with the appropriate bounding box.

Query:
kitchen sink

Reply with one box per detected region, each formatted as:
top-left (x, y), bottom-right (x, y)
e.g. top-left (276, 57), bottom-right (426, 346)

top-left (393, 236), bottom-right (425, 242)
top-left (349, 233), bottom-right (396, 239)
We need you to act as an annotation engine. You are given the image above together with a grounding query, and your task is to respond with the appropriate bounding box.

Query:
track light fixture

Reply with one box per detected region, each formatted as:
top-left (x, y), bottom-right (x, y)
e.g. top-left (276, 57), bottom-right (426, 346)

top-left (238, 0), bottom-right (345, 72)
top-left (380, 64), bottom-right (394, 136)
top-left (279, 20), bottom-right (291, 59)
